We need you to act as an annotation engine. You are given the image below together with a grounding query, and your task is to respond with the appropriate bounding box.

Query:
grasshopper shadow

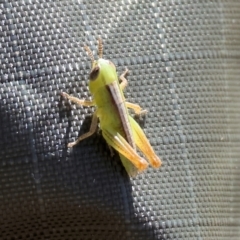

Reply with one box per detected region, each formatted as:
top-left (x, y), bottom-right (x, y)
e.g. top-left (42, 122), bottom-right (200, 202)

top-left (58, 103), bottom-right (162, 239)
top-left (58, 93), bottom-right (164, 239)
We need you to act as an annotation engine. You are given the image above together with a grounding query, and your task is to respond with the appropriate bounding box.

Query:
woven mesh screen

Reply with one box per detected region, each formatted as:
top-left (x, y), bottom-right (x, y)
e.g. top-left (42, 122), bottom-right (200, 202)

top-left (0, 0), bottom-right (240, 239)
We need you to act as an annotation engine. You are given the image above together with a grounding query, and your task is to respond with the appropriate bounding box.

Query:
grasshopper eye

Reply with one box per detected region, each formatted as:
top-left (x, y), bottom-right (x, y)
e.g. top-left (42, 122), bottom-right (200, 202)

top-left (89, 66), bottom-right (100, 81)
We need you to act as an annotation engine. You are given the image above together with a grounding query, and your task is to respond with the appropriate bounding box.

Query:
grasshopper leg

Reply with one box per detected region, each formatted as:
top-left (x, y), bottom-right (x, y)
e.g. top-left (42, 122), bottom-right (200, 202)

top-left (102, 128), bottom-right (148, 171)
top-left (119, 70), bottom-right (147, 115)
top-left (67, 112), bottom-right (98, 148)
top-left (61, 92), bottom-right (94, 107)
top-left (130, 116), bottom-right (162, 168)
top-left (119, 69), bottom-right (129, 91)
top-left (125, 102), bottom-right (148, 115)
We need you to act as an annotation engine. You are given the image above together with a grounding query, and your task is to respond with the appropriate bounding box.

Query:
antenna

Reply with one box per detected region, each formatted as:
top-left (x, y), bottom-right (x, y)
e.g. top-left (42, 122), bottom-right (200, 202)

top-left (98, 37), bottom-right (103, 59)
top-left (84, 45), bottom-right (95, 63)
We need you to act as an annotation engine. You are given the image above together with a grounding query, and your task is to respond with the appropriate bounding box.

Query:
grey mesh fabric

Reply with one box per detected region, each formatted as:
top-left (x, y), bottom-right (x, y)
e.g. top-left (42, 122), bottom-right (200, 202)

top-left (0, 1), bottom-right (240, 239)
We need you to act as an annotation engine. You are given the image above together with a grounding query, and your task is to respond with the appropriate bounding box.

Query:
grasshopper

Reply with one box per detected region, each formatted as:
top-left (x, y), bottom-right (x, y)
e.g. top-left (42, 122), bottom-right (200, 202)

top-left (62, 38), bottom-right (161, 176)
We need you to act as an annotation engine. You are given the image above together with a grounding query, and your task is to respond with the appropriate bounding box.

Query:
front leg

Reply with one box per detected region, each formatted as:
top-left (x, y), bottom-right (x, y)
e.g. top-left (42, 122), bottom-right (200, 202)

top-left (119, 69), bottom-right (129, 91)
top-left (61, 92), bottom-right (95, 107)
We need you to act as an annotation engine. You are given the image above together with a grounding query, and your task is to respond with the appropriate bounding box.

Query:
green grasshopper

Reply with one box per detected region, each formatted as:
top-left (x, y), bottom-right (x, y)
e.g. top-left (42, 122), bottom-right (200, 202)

top-left (62, 38), bottom-right (161, 176)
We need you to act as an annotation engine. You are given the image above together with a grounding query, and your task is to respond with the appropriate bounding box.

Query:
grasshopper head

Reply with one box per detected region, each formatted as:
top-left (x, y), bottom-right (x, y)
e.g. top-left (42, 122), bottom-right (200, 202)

top-left (84, 38), bottom-right (118, 95)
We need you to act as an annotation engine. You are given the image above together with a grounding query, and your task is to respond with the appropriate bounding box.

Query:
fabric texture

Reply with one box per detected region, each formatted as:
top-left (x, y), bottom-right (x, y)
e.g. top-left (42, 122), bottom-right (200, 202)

top-left (0, 1), bottom-right (240, 239)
